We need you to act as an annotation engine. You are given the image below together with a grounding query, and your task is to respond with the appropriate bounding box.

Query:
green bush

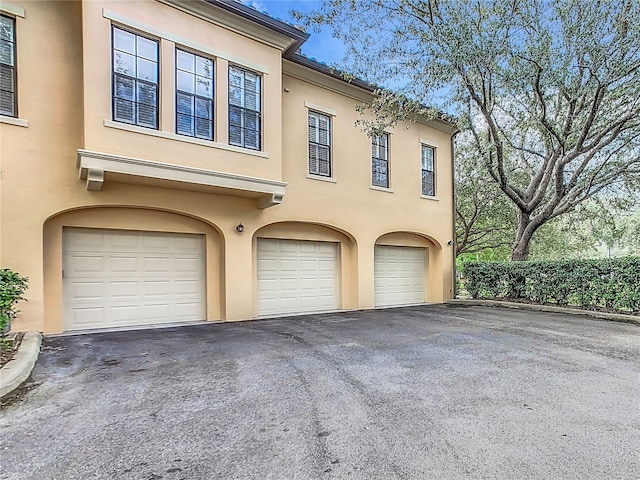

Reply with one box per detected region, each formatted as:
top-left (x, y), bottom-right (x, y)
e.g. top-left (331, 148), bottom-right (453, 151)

top-left (461, 257), bottom-right (640, 314)
top-left (0, 269), bottom-right (29, 337)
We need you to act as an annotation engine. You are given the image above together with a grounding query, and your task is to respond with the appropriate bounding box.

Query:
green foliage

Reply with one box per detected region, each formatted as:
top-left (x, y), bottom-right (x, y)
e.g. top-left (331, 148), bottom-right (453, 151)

top-left (462, 257), bottom-right (640, 314)
top-left (0, 269), bottom-right (29, 338)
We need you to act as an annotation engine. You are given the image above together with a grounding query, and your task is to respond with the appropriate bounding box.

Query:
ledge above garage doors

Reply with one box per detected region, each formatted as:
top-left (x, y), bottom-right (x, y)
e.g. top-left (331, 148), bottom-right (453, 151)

top-left (76, 149), bottom-right (287, 209)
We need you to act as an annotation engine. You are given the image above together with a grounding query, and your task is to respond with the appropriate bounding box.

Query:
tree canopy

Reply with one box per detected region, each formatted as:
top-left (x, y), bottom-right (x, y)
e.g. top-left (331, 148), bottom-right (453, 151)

top-left (296, 0), bottom-right (640, 260)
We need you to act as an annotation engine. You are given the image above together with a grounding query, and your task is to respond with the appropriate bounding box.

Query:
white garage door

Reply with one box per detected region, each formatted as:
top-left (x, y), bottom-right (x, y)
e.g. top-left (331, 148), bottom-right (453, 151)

top-left (63, 228), bottom-right (205, 331)
top-left (374, 245), bottom-right (426, 307)
top-left (257, 239), bottom-right (339, 316)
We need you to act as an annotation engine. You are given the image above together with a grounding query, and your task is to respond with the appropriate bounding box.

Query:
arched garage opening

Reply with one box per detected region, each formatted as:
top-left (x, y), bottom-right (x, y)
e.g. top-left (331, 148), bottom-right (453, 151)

top-left (43, 206), bottom-right (223, 333)
top-left (253, 222), bottom-right (357, 317)
top-left (374, 232), bottom-right (443, 306)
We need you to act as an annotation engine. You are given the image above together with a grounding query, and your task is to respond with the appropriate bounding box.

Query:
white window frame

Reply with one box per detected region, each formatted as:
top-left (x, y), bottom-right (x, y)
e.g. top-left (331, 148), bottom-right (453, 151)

top-left (421, 144), bottom-right (436, 197)
top-left (372, 133), bottom-right (390, 188)
top-left (111, 25), bottom-right (160, 129)
top-left (175, 48), bottom-right (215, 141)
top-left (308, 110), bottom-right (332, 178)
top-left (228, 64), bottom-right (262, 151)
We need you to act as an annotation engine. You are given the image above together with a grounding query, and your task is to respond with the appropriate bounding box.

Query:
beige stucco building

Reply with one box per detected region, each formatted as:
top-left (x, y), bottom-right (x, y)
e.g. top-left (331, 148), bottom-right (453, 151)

top-left (0, 0), bottom-right (456, 334)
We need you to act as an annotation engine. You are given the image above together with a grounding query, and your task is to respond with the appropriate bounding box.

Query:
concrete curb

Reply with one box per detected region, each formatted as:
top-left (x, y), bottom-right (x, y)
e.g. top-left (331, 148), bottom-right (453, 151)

top-left (448, 299), bottom-right (640, 325)
top-left (0, 332), bottom-right (42, 399)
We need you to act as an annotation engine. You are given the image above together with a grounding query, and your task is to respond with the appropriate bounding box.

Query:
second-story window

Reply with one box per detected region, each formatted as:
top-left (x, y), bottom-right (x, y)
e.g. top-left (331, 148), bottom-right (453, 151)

top-left (0, 15), bottom-right (17, 117)
top-left (308, 111), bottom-right (331, 177)
top-left (112, 26), bottom-right (159, 129)
top-left (176, 49), bottom-right (214, 140)
top-left (228, 65), bottom-right (261, 150)
top-left (372, 134), bottom-right (389, 188)
top-left (421, 145), bottom-right (436, 196)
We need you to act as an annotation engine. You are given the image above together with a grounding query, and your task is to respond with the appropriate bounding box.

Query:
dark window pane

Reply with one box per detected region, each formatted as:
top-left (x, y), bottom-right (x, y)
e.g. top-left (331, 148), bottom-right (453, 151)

top-left (229, 85), bottom-right (242, 107)
top-left (176, 113), bottom-right (194, 136)
top-left (114, 98), bottom-right (135, 124)
top-left (0, 40), bottom-right (13, 66)
top-left (195, 97), bottom-right (211, 119)
top-left (114, 75), bottom-right (134, 100)
top-left (137, 82), bottom-right (157, 106)
top-left (0, 64), bottom-right (14, 91)
top-left (229, 105), bottom-right (242, 126)
top-left (177, 92), bottom-right (193, 115)
top-left (137, 103), bottom-right (157, 128)
top-left (195, 117), bottom-right (212, 140)
top-left (0, 89), bottom-right (14, 116)
top-left (245, 129), bottom-right (258, 150)
top-left (229, 125), bottom-right (242, 145)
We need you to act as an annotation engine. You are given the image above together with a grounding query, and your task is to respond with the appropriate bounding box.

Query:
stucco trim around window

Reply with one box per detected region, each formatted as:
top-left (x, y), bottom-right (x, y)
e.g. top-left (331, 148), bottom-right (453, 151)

top-left (103, 9), bottom-right (269, 74)
top-left (104, 120), bottom-right (269, 158)
top-left (304, 101), bottom-right (336, 117)
top-left (76, 149), bottom-right (286, 208)
top-left (0, 115), bottom-right (27, 127)
top-left (370, 185), bottom-right (394, 193)
top-left (0, 3), bottom-right (24, 18)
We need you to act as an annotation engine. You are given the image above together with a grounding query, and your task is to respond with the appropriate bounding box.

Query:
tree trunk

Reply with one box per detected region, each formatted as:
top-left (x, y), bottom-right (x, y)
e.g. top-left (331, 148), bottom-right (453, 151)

top-left (511, 212), bottom-right (536, 261)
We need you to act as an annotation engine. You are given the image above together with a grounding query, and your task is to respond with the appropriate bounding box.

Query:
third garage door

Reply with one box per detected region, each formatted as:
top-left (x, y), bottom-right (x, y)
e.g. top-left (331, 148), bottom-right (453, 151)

top-left (257, 239), bottom-right (339, 316)
top-left (374, 245), bottom-right (426, 307)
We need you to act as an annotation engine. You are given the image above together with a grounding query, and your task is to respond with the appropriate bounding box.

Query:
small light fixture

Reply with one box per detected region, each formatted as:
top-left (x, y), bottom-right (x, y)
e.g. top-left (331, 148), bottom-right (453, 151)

top-left (447, 240), bottom-right (455, 246)
top-left (235, 223), bottom-right (245, 233)
top-left (283, 87), bottom-right (291, 92)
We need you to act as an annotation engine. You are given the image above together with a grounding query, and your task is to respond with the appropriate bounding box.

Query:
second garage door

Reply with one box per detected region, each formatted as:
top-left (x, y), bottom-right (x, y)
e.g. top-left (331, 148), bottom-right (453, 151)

top-left (257, 239), bottom-right (339, 316)
top-left (63, 228), bottom-right (206, 331)
top-left (374, 245), bottom-right (426, 307)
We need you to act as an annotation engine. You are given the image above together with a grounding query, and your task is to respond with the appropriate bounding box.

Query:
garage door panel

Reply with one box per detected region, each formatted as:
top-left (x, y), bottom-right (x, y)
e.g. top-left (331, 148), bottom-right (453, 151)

top-left (68, 255), bottom-right (105, 275)
top-left (110, 281), bottom-right (139, 298)
top-left (258, 239), bottom-right (338, 316)
top-left (63, 229), bottom-right (205, 331)
top-left (109, 256), bottom-right (139, 274)
top-left (71, 307), bottom-right (105, 327)
top-left (375, 246), bottom-right (426, 307)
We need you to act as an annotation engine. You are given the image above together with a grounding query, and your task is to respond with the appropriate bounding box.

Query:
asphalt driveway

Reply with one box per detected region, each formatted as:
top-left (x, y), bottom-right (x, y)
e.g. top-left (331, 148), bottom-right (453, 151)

top-left (1, 305), bottom-right (638, 480)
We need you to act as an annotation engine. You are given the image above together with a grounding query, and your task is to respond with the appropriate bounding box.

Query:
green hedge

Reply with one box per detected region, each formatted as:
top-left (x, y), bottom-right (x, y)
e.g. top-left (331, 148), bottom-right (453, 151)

top-left (461, 257), bottom-right (640, 314)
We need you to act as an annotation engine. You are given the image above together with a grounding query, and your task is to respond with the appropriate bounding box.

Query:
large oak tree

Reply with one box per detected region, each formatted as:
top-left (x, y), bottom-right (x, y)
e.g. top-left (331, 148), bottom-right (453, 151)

top-left (296, 0), bottom-right (640, 260)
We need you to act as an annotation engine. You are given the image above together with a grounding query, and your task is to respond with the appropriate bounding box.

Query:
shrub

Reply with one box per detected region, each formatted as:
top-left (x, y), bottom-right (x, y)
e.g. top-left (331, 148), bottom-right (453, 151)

top-left (0, 269), bottom-right (29, 339)
top-left (461, 257), bottom-right (640, 314)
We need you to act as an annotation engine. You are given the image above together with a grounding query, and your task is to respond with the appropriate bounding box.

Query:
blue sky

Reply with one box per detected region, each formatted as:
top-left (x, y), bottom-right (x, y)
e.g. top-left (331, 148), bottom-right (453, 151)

top-left (241, 0), bottom-right (346, 65)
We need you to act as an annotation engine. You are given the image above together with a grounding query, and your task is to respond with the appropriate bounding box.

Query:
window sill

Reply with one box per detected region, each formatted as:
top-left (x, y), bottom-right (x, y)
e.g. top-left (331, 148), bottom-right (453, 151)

top-left (306, 174), bottom-right (336, 183)
top-left (0, 115), bottom-right (28, 128)
top-left (370, 185), bottom-right (394, 193)
top-left (420, 194), bottom-right (440, 201)
top-left (103, 120), bottom-right (269, 158)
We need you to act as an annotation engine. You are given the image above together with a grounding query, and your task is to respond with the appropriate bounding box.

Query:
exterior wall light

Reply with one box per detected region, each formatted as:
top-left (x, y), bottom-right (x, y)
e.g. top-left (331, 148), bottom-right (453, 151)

top-left (235, 223), bottom-right (245, 233)
top-left (447, 240), bottom-right (455, 246)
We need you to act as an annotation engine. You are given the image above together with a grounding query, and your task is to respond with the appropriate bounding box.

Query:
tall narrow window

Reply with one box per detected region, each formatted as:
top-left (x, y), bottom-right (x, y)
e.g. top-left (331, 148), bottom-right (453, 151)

top-left (0, 15), bottom-right (17, 117)
top-left (421, 145), bottom-right (436, 196)
top-left (372, 134), bottom-right (389, 188)
top-left (308, 111), bottom-right (331, 177)
top-left (228, 65), bottom-right (261, 150)
top-left (112, 26), bottom-right (159, 129)
top-left (176, 49), bottom-right (214, 140)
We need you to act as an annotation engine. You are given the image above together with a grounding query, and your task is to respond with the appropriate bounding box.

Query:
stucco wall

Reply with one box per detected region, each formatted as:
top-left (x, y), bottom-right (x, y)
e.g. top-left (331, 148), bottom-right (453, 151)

top-left (0, 0), bottom-right (455, 334)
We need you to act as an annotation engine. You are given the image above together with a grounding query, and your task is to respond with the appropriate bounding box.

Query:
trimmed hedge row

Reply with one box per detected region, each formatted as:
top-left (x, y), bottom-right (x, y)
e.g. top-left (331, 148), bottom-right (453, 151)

top-left (461, 257), bottom-right (640, 314)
